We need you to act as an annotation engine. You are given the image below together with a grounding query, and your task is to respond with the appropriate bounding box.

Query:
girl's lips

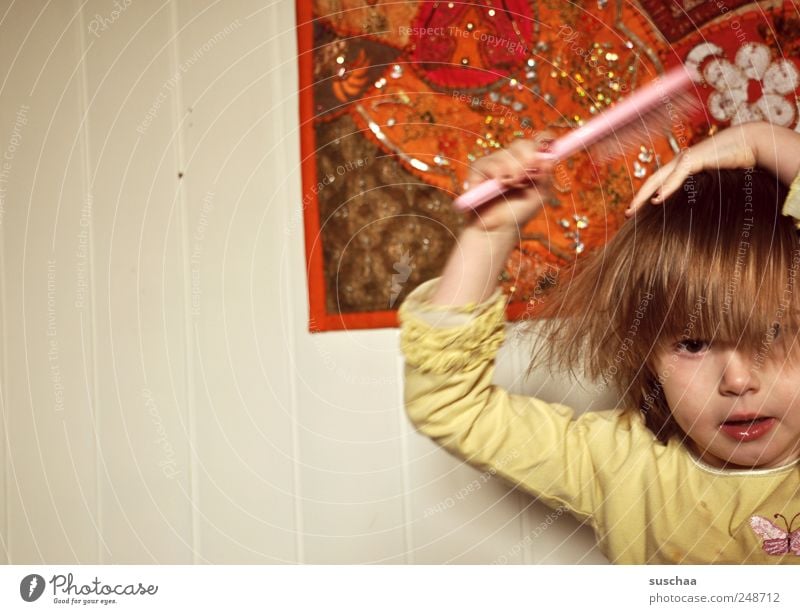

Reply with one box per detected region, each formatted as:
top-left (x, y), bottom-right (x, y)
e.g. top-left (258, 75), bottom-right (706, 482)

top-left (719, 417), bottom-right (777, 442)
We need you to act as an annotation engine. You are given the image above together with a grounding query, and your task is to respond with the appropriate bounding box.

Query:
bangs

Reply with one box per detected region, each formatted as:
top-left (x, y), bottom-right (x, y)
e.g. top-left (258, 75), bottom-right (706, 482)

top-left (635, 169), bottom-right (800, 359)
top-left (530, 168), bottom-right (800, 379)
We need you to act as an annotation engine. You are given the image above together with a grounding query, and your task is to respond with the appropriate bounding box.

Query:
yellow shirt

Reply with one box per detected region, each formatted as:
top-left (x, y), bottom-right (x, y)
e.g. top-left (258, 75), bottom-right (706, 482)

top-left (784, 169), bottom-right (800, 227)
top-left (399, 278), bottom-right (800, 564)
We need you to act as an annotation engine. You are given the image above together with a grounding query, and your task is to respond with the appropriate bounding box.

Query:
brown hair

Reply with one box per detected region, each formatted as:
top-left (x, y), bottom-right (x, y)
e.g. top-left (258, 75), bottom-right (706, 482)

top-left (527, 168), bottom-right (800, 443)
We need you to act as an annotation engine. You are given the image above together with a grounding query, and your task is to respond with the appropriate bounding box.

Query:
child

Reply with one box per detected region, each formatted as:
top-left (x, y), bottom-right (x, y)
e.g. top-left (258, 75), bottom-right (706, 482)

top-left (398, 121), bottom-right (800, 564)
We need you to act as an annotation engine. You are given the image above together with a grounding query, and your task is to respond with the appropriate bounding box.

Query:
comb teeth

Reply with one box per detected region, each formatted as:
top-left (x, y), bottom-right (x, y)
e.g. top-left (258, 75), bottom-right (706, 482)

top-left (452, 67), bottom-right (698, 212)
top-left (589, 94), bottom-right (700, 163)
top-left (582, 92), bottom-right (699, 164)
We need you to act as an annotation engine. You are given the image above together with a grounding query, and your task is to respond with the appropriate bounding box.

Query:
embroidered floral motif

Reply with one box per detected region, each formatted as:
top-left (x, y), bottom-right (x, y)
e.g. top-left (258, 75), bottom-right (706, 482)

top-left (691, 42), bottom-right (800, 128)
top-left (749, 513), bottom-right (800, 556)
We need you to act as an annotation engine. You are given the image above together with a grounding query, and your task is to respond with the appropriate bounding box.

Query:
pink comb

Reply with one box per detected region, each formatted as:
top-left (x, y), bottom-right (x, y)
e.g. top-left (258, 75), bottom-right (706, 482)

top-left (453, 66), bottom-right (695, 212)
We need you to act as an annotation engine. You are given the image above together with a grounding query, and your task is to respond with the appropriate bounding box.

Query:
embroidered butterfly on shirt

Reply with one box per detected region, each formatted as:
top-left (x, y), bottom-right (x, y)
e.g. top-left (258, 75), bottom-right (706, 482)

top-left (749, 513), bottom-right (800, 556)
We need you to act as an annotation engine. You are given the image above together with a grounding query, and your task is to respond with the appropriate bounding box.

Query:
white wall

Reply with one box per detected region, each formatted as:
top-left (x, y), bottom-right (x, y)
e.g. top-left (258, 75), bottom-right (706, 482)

top-left (0, 0), bottom-right (612, 564)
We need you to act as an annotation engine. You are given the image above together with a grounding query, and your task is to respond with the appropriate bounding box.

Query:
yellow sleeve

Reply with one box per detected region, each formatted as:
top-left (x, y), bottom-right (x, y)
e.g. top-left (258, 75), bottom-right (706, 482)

top-left (398, 278), bottom-right (639, 522)
top-left (783, 170), bottom-right (800, 229)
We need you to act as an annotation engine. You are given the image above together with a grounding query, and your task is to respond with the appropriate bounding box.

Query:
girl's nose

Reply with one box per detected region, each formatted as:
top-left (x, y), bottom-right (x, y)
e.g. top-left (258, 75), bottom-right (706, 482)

top-left (718, 351), bottom-right (760, 396)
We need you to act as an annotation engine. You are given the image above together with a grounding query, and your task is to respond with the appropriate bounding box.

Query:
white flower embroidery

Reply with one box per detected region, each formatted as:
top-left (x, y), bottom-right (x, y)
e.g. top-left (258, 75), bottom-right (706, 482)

top-left (700, 42), bottom-right (799, 127)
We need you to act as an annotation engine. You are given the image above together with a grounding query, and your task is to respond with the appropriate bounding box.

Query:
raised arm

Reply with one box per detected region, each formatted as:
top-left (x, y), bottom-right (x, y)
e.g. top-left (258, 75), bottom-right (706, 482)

top-left (626, 122), bottom-right (800, 216)
top-left (749, 121), bottom-right (800, 185)
top-left (398, 134), bottom-right (644, 528)
top-left (431, 136), bottom-right (554, 307)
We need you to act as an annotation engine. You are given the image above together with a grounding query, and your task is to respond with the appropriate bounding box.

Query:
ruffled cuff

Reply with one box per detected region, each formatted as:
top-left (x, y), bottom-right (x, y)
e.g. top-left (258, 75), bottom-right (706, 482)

top-left (783, 170), bottom-right (800, 229)
top-left (397, 277), bottom-right (508, 374)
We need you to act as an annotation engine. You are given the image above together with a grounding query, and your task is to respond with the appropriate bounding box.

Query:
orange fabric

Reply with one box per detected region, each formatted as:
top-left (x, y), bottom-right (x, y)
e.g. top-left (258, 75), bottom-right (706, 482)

top-left (298, 1), bottom-right (800, 331)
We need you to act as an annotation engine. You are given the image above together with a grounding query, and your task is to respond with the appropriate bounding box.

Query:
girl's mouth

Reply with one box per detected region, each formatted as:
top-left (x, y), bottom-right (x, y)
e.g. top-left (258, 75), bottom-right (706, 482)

top-left (719, 417), bottom-right (777, 442)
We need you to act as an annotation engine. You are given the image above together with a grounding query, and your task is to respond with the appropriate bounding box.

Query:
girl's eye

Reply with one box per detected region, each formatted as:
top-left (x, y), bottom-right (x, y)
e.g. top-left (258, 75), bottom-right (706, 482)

top-left (676, 339), bottom-right (709, 354)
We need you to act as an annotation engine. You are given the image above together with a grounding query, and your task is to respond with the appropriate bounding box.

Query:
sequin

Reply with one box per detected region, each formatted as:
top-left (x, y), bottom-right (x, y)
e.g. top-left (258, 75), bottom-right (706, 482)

top-left (410, 158), bottom-right (430, 171)
top-left (303, 3), bottom-right (695, 321)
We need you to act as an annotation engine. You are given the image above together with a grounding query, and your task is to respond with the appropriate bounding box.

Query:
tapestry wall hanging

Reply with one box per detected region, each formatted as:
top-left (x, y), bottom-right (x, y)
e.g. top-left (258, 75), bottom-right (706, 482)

top-left (297, 0), bottom-right (800, 332)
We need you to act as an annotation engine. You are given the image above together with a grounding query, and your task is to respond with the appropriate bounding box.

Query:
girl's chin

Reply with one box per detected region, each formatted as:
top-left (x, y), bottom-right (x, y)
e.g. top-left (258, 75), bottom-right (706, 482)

top-left (686, 431), bottom-right (800, 470)
top-left (687, 439), bottom-right (764, 470)
top-left (706, 446), bottom-right (798, 470)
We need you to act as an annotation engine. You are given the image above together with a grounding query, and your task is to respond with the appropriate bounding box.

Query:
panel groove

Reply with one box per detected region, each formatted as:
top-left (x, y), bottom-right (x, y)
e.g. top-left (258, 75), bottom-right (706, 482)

top-left (168, 0), bottom-right (200, 565)
top-left (75, 0), bottom-right (102, 565)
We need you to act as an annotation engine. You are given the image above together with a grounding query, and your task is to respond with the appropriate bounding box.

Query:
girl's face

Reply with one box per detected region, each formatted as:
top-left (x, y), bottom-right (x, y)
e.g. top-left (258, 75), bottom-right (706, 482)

top-left (654, 334), bottom-right (800, 469)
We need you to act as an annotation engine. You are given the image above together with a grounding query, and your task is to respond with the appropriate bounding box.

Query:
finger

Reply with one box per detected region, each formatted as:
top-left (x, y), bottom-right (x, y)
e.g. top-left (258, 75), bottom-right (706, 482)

top-left (626, 150), bottom-right (701, 215)
top-left (508, 163), bottom-right (555, 191)
top-left (467, 137), bottom-right (555, 191)
top-left (531, 130), bottom-right (556, 151)
top-left (463, 168), bottom-right (481, 191)
top-left (475, 133), bottom-right (552, 166)
top-left (626, 161), bottom-right (677, 214)
top-left (506, 146), bottom-right (557, 183)
top-left (506, 138), bottom-right (549, 169)
top-left (647, 151), bottom-right (699, 204)
top-left (483, 141), bottom-right (532, 171)
top-left (465, 165), bottom-right (488, 189)
top-left (470, 156), bottom-right (512, 185)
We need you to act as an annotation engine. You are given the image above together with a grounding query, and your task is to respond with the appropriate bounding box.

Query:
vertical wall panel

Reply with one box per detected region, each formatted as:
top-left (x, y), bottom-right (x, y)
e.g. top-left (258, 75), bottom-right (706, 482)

top-left (291, 0), bottom-right (408, 557)
top-left (0, 221), bottom-right (4, 564)
top-left (0, 0), bottom-right (99, 563)
top-left (175, 0), bottom-right (298, 563)
top-left (0, 4), bottom-right (8, 564)
top-left (293, 328), bottom-right (408, 563)
top-left (82, 0), bottom-right (192, 562)
top-left (0, 0), bottom-right (8, 559)
top-left (0, 0), bottom-right (610, 565)
top-left (288, 3), bottom-right (411, 563)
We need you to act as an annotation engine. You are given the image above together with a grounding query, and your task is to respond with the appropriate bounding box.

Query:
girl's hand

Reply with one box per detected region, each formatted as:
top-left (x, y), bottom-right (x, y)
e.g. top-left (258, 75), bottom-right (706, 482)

top-left (625, 124), bottom-right (758, 217)
top-left (463, 134), bottom-right (555, 232)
